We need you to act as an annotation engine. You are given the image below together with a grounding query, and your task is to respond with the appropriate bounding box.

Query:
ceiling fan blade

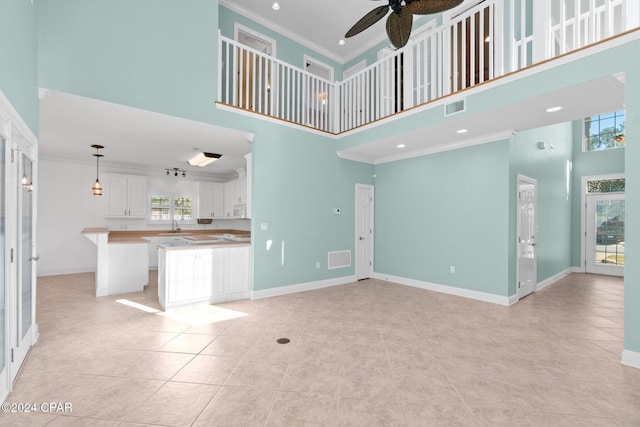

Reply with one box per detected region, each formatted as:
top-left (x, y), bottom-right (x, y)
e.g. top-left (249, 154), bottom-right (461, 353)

top-left (345, 5), bottom-right (389, 38)
top-left (386, 7), bottom-right (413, 48)
top-left (406, 0), bottom-right (463, 15)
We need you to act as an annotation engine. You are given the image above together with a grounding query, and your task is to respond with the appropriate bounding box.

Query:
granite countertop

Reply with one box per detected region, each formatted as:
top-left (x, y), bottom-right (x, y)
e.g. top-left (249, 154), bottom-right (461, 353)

top-left (81, 228), bottom-right (251, 244)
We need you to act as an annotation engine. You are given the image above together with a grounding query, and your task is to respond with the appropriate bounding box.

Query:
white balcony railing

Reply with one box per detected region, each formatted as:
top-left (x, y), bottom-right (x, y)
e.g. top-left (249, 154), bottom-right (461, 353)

top-left (218, 0), bottom-right (639, 134)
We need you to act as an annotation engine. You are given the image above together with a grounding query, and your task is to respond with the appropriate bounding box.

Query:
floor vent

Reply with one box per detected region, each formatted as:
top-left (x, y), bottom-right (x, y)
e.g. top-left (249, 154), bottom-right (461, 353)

top-left (444, 99), bottom-right (465, 116)
top-left (328, 250), bottom-right (351, 269)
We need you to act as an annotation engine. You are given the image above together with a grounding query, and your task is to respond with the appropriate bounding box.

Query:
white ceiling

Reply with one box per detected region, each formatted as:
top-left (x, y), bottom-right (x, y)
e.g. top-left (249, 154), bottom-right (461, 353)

top-left (38, 90), bottom-right (253, 179)
top-left (220, 0), bottom-right (408, 64)
top-left (337, 74), bottom-right (626, 163)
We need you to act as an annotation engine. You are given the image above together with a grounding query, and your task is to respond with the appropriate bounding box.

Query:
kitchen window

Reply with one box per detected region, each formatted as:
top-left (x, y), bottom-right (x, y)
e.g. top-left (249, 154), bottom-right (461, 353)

top-left (149, 193), bottom-right (194, 223)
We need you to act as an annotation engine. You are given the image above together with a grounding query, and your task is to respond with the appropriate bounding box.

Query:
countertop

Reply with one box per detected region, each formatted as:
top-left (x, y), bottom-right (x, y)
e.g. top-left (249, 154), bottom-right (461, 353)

top-left (159, 240), bottom-right (250, 250)
top-left (81, 228), bottom-right (251, 245)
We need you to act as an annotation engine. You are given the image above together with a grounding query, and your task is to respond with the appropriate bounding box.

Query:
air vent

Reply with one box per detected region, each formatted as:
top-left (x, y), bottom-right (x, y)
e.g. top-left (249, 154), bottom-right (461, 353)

top-left (445, 99), bottom-right (465, 116)
top-left (328, 250), bottom-right (351, 269)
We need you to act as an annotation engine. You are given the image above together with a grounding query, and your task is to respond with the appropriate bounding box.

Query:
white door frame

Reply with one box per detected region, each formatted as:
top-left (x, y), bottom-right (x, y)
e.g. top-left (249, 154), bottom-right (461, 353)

top-left (580, 174), bottom-right (625, 273)
top-left (516, 174), bottom-right (537, 300)
top-left (355, 184), bottom-right (374, 280)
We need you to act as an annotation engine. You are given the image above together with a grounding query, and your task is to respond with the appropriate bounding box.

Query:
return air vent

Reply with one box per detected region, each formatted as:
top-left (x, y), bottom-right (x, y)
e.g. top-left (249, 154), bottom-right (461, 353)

top-left (328, 250), bottom-right (351, 269)
top-left (444, 99), bottom-right (465, 116)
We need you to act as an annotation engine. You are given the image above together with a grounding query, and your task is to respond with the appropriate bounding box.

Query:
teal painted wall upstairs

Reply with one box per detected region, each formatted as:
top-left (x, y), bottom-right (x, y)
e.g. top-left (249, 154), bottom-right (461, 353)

top-left (0, 0), bottom-right (39, 133)
top-left (38, 0), bottom-right (219, 124)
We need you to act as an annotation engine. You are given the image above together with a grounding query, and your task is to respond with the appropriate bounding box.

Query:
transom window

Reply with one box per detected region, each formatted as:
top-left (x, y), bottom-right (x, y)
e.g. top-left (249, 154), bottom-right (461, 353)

top-left (584, 110), bottom-right (625, 152)
top-left (149, 194), bottom-right (193, 223)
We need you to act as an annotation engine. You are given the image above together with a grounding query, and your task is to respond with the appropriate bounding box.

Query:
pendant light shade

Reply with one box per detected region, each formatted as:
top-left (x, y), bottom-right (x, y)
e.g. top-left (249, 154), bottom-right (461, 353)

top-left (91, 144), bottom-right (104, 196)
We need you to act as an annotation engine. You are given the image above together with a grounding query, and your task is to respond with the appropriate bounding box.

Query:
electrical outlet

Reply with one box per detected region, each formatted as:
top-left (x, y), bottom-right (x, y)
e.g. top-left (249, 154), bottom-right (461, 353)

top-left (450, 265), bottom-right (456, 274)
top-left (315, 261), bottom-right (320, 269)
top-left (261, 223), bottom-right (268, 231)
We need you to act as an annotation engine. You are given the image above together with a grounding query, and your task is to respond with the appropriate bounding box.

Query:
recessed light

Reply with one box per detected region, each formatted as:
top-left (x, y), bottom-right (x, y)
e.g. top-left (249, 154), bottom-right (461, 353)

top-left (546, 106), bottom-right (564, 113)
top-left (396, 144), bottom-right (406, 148)
top-left (338, 39), bottom-right (345, 45)
top-left (272, 2), bottom-right (280, 11)
top-left (457, 129), bottom-right (468, 134)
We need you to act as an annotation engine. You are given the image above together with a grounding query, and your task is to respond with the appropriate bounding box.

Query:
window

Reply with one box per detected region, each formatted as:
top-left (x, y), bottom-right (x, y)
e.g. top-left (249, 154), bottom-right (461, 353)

top-left (149, 194), bottom-right (193, 223)
top-left (584, 110), bottom-right (625, 151)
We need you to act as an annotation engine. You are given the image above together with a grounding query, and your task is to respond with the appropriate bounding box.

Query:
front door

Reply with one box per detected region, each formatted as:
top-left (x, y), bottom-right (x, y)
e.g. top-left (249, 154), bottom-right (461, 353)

top-left (0, 136), bottom-right (7, 397)
top-left (517, 175), bottom-right (537, 300)
top-left (586, 194), bottom-right (625, 276)
top-left (356, 184), bottom-right (374, 280)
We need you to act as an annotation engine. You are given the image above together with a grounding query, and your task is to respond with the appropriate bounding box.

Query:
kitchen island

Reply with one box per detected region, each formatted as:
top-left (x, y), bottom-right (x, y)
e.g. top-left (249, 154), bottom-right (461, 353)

top-left (158, 239), bottom-right (250, 310)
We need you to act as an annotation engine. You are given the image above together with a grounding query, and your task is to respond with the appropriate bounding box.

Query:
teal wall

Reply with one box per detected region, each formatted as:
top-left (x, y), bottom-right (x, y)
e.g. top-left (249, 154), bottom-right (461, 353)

top-left (509, 123), bottom-right (573, 294)
top-left (0, 0), bottom-right (39, 133)
top-left (38, 0), bottom-right (219, 124)
top-left (219, 6), bottom-right (343, 80)
top-left (374, 140), bottom-right (511, 297)
top-left (570, 120), bottom-right (625, 267)
top-left (250, 122), bottom-right (374, 290)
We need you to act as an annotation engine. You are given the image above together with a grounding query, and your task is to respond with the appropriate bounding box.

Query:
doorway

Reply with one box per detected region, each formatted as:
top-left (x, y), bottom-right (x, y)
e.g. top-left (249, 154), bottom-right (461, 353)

top-left (586, 193), bottom-right (625, 276)
top-left (356, 184), bottom-right (374, 280)
top-left (516, 175), bottom-right (537, 300)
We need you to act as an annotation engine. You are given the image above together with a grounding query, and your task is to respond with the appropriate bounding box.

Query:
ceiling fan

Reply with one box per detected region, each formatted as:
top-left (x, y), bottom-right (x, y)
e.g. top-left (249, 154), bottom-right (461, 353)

top-left (345, 0), bottom-right (464, 49)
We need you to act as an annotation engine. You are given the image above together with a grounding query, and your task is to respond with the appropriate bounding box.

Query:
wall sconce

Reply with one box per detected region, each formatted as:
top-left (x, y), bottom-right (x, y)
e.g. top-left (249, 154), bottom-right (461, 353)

top-left (91, 144), bottom-right (104, 196)
top-left (165, 168), bottom-right (186, 177)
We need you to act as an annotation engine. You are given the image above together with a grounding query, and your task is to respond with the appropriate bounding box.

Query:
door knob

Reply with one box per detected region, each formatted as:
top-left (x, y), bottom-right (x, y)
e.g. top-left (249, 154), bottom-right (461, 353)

top-left (30, 255), bottom-right (40, 261)
top-left (359, 236), bottom-right (365, 240)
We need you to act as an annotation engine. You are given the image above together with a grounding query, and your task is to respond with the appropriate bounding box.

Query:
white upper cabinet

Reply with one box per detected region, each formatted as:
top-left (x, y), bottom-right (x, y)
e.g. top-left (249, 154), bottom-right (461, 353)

top-left (197, 182), bottom-right (224, 219)
top-left (105, 174), bottom-right (148, 217)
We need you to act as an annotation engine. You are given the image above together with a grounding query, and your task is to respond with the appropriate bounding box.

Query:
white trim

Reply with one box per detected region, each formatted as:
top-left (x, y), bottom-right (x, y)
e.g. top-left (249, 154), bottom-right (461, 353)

top-left (535, 267), bottom-right (572, 292)
top-left (303, 55), bottom-right (334, 81)
top-left (250, 275), bottom-right (357, 300)
top-left (0, 91), bottom-right (37, 145)
top-left (621, 350), bottom-right (640, 369)
top-left (372, 272), bottom-right (512, 306)
top-left (234, 22), bottom-right (276, 57)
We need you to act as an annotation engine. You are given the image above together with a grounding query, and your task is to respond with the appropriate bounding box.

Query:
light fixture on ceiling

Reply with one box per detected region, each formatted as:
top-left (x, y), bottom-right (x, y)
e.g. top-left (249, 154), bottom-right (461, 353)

top-left (91, 144), bottom-right (104, 196)
top-left (457, 128), bottom-right (468, 134)
top-left (188, 152), bottom-right (222, 167)
top-left (272, 2), bottom-right (280, 10)
top-left (338, 39), bottom-right (345, 45)
top-left (546, 106), bottom-right (564, 113)
top-left (165, 168), bottom-right (187, 177)
top-left (396, 143), bottom-right (406, 148)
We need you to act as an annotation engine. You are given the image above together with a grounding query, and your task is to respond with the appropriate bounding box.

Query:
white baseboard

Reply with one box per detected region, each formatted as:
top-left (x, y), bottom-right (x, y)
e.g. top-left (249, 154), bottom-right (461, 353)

top-left (371, 273), bottom-right (511, 306)
top-left (535, 267), bottom-right (573, 292)
top-left (37, 268), bottom-right (96, 277)
top-left (251, 275), bottom-right (357, 300)
top-left (621, 350), bottom-right (640, 369)
top-left (571, 266), bottom-right (585, 274)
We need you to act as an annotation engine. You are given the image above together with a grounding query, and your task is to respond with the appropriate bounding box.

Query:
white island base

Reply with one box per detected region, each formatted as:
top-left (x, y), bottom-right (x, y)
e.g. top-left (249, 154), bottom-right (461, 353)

top-left (158, 242), bottom-right (250, 310)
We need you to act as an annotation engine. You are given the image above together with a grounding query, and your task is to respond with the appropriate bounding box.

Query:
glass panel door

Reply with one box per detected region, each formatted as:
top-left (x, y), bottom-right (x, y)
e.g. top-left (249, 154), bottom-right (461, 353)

top-left (586, 194), bottom-right (625, 276)
top-left (0, 136), bottom-right (7, 397)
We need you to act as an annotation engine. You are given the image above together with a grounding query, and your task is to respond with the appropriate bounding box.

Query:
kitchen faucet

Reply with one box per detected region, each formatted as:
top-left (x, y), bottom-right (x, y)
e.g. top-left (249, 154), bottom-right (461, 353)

top-left (172, 219), bottom-right (181, 232)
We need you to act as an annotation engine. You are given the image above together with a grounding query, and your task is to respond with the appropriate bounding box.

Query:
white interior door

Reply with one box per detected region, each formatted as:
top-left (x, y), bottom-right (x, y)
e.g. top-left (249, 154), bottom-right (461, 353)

top-left (517, 175), bottom-right (537, 300)
top-left (356, 184), bottom-right (374, 280)
top-left (586, 193), bottom-right (625, 276)
top-left (10, 146), bottom-right (36, 383)
top-left (0, 136), bottom-right (8, 399)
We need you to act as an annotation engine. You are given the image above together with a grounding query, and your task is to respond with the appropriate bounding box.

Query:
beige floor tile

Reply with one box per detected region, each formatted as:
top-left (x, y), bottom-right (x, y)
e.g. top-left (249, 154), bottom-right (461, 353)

top-left (200, 334), bottom-right (257, 357)
top-left (171, 354), bottom-right (239, 385)
top-left (159, 333), bottom-right (215, 354)
top-left (39, 417), bottom-right (121, 426)
top-left (225, 358), bottom-right (291, 388)
top-left (0, 412), bottom-right (57, 426)
top-left (192, 386), bottom-right (278, 427)
top-left (119, 382), bottom-right (219, 426)
top-left (267, 391), bottom-right (338, 426)
top-left (281, 360), bottom-right (340, 395)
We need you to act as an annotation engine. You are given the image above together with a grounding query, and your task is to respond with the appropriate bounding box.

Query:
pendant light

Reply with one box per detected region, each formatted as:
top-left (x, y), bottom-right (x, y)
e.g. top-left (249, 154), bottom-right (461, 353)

top-left (91, 144), bottom-right (104, 196)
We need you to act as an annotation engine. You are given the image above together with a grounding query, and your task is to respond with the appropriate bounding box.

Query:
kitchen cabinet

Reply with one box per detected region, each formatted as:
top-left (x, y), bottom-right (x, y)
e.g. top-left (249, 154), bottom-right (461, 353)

top-left (197, 182), bottom-right (224, 219)
top-left (223, 178), bottom-right (247, 217)
top-left (147, 235), bottom-right (186, 269)
top-left (105, 174), bottom-right (148, 218)
top-left (158, 244), bottom-right (250, 310)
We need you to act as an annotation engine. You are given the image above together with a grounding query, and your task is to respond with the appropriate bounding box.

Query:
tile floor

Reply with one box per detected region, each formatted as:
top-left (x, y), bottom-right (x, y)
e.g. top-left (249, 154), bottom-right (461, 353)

top-left (1, 272), bottom-right (639, 426)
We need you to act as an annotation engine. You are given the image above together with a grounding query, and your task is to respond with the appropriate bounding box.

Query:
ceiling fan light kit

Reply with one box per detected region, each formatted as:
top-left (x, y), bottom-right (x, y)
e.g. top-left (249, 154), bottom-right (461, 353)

top-left (346, 0), bottom-right (463, 48)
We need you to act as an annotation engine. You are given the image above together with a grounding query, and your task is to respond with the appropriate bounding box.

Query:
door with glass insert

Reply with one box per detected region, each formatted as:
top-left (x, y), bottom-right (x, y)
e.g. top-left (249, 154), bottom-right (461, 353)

top-left (0, 136), bottom-right (7, 397)
top-left (586, 194), bottom-right (625, 276)
top-left (11, 149), bottom-right (35, 382)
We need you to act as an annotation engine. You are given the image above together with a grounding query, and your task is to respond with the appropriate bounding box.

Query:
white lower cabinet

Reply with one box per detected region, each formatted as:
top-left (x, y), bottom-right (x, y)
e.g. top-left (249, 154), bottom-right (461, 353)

top-left (158, 245), bottom-right (250, 310)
